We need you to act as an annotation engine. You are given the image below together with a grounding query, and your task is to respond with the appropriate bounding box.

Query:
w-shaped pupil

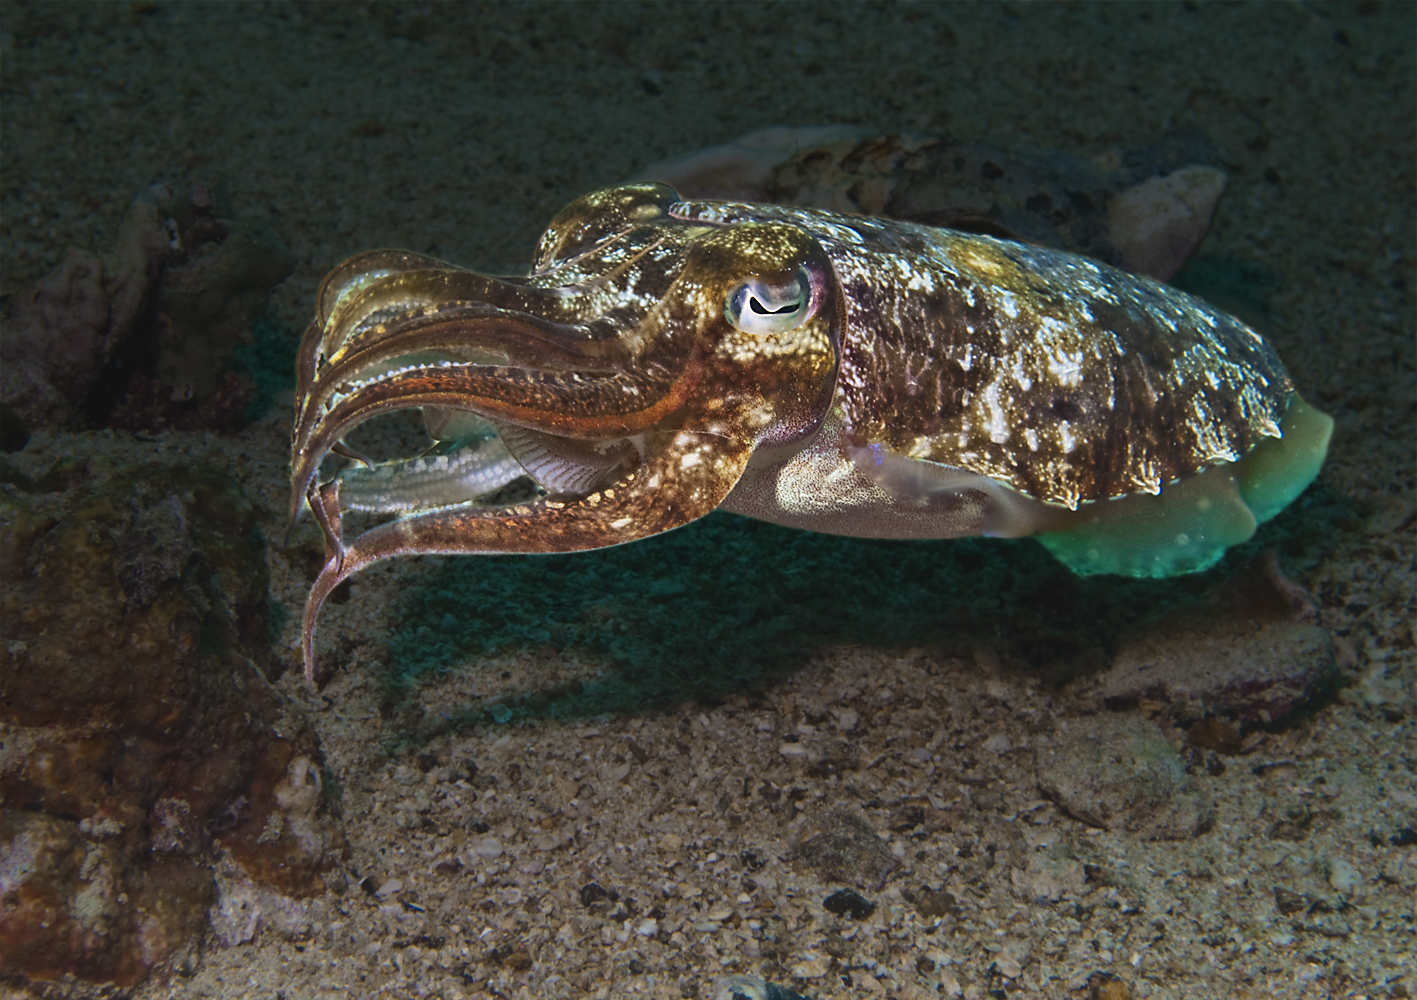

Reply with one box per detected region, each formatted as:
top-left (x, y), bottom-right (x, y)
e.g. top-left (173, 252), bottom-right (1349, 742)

top-left (749, 296), bottom-right (799, 315)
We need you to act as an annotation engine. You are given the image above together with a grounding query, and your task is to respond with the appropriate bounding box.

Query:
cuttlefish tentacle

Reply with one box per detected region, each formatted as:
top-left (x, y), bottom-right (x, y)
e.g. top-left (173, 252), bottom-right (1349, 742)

top-left (288, 361), bottom-right (689, 533)
top-left (300, 429), bottom-right (757, 672)
top-left (308, 477), bottom-right (347, 570)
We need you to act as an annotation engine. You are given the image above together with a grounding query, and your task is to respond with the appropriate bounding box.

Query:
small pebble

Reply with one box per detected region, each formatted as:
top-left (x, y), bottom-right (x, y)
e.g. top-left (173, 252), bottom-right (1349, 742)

top-left (995, 950), bottom-right (1023, 979)
top-left (579, 883), bottom-right (610, 907)
top-left (1089, 971), bottom-right (1131, 1000)
top-left (822, 888), bottom-right (876, 920)
top-left (788, 954), bottom-right (829, 979)
top-left (472, 837), bottom-right (503, 858)
top-left (1327, 857), bottom-right (1362, 895)
top-left (712, 974), bottom-right (812, 1000)
top-left (982, 732), bottom-right (1012, 754)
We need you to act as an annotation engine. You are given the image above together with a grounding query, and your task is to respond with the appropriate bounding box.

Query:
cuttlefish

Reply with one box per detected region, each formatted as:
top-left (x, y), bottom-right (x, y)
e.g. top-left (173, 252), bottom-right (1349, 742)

top-left (290, 183), bottom-right (1331, 680)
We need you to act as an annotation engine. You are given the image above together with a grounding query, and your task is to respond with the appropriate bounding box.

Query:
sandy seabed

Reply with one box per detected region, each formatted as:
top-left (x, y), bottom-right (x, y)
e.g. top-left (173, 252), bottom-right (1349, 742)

top-left (2, 3), bottom-right (1413, 999)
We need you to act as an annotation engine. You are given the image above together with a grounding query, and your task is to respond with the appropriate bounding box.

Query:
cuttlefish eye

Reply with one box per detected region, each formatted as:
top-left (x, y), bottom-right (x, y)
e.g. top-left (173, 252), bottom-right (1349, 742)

top-left (724, 267), bottom-right (815, 334)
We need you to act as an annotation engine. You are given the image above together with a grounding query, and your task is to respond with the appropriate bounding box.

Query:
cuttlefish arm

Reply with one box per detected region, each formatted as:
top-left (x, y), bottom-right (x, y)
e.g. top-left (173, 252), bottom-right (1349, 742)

top-left (297, 218), bottom-right (841, 679)
top-left (297, 250), bottom-right (456, 409)
top-left (300, 428), bottom-right (754, 675)
top-left (289, 195), bottom-right (701, 531)
top-left (289, 353), bottom-right (700, 535)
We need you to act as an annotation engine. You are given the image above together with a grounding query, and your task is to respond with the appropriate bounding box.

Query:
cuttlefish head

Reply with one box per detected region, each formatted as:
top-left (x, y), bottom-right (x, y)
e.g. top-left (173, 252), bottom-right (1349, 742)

top-left (289, 184), bottom-right (842, 677)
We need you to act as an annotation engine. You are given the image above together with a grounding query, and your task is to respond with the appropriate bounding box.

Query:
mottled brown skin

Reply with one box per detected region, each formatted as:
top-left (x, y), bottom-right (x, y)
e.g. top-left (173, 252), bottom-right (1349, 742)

top-left (290, 183), bottom-right (1299, 680)
top-left (671, 200), bottom-right (1290, 507)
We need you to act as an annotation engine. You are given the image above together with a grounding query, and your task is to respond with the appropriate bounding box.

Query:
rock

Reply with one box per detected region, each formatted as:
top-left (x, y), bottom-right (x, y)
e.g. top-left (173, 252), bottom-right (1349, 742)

top-left (1104, 619), bottom-right (1335, 727)
top-left (0, 811), bottom-right (212, 985)
top-left (1035, 714), bottom-right (1215, 840)
top-left (1098, 556), bottom-right (1338, 729)
top-left (209, 865), bottom-right (312, 947)
top-left (1107, 166), bottom-right (1226, 282)
top-left (0, 459), bottom-right (341, 991)
top-left (787, 809), bottom-right (896, 889)
top-left (822, 888), bottom-right (876, 920)
top-left (0, 182), bottom-right (294, 434)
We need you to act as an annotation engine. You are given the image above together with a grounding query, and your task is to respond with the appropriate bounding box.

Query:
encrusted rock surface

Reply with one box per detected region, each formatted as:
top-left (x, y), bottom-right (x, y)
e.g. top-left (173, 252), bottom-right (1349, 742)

top-left (0, 458), bottom-right (340, 992)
